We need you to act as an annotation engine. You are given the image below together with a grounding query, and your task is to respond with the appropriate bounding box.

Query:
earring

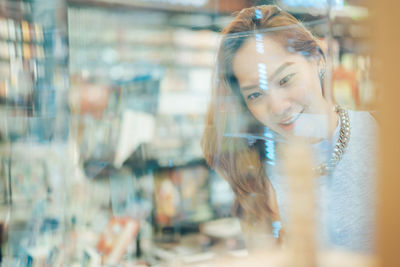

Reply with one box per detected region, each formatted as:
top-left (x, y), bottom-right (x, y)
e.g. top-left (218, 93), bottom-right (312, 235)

top-left (248, 137), bottom-right (256, 146)
top-left (319, 68), bottom-right (326, 81)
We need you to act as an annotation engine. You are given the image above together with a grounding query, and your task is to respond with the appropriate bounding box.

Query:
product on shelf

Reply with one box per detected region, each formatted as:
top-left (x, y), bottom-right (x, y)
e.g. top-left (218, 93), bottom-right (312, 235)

top-left (97, 217), bottom-right (140, 265)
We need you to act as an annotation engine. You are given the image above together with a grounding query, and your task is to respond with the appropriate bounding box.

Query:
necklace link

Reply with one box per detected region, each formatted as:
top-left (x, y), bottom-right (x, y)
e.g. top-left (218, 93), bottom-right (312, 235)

top-left (314, 105), bottom-right (350, 176)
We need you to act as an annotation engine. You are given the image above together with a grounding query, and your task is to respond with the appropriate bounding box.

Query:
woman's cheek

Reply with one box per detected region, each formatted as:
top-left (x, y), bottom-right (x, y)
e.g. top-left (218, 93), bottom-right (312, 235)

top-left (249, 105), bottom-right (265, 122)
top-left (289, 84), bottom-right (310, 106)
top-left (248, 105), bottom-right (270, 127)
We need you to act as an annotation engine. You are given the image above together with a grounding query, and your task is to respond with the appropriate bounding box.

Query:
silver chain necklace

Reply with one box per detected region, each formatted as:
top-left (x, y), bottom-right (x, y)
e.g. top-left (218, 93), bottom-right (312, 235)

top-left (314, 105), bottom-right (350, 176)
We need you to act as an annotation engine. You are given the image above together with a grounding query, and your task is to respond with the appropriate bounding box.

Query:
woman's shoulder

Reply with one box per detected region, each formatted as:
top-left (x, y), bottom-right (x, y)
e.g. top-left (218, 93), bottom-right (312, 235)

top-left (340, 109), bottom-right (378, 170)
top-left (347, 109), bottom-right (378, 138)
top-left (348, 109), bottom-right (377, 124)
top-left (336, 109), bottom-right (378, 172)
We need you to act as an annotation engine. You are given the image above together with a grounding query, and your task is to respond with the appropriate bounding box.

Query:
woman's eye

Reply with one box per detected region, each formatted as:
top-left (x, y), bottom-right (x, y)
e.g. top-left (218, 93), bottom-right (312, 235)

top-left (247, 92), bottom-right (262, 100)
top-left (279, 73), bottom-right (296, 86)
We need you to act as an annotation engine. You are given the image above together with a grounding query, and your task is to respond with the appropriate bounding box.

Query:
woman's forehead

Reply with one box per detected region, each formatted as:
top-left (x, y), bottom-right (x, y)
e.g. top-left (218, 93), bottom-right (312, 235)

top-left (232, 37), bottom-right (304, 80)
top-left (236, 36), bottom-right (290, 60)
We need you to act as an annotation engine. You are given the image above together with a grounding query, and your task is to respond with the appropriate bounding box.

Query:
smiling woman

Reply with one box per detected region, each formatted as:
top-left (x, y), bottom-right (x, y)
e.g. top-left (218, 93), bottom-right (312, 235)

top-left (233, 36), bottom-right (336, 139)
top-left (201, 5), bottom-right (377, 253)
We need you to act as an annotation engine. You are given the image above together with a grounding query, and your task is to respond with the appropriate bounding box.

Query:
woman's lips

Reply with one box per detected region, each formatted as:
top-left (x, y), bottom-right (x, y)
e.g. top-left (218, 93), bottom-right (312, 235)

top-left (278, 122), bottom-right (295, 131)
top-left (277, 110), bottom-right (303, 131)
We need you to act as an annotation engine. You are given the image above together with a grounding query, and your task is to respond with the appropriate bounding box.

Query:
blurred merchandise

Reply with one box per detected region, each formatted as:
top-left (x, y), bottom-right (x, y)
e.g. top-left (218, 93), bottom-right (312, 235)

top-left (0, 0), bottom-right (69, 143)
top-left (0, 0), bottom-right (379, 266)
top-left (96, 217), bottom-right (140, 265)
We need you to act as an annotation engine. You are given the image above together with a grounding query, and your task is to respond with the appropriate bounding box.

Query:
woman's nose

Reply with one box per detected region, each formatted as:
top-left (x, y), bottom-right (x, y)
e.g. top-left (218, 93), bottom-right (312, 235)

top-left (267, 90), bottom-right (291, 116)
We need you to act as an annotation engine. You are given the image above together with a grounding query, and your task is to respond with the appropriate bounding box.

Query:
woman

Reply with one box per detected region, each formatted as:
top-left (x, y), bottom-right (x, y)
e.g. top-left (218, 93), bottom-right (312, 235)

top-left (201, 5), bottom-right (376, 252)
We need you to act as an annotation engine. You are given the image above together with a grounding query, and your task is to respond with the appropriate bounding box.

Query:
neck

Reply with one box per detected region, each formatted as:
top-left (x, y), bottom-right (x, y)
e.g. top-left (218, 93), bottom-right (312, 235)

top-left (304, 102), bottom-right (339, 144)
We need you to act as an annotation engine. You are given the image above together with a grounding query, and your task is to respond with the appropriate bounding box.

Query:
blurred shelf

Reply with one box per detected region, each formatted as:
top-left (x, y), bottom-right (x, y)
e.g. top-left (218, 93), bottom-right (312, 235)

top-left (287, 4), bottom-right (368, 19)
top-left (67, 0), bottom-right (250, 15)
top-left (0, 142), bottom-right (68, 160)
top-left (69, 42), bottom-right (217, 52)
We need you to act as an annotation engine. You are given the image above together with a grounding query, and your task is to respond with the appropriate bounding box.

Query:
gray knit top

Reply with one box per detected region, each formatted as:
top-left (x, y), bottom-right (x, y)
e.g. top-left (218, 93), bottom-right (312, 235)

top-left (267, 110), bottom-right (377, 253)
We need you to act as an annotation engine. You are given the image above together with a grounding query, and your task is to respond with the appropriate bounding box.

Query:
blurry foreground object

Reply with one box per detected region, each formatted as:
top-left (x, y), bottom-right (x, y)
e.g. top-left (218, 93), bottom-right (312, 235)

top-left (282, 141), bottom-right (317, 267)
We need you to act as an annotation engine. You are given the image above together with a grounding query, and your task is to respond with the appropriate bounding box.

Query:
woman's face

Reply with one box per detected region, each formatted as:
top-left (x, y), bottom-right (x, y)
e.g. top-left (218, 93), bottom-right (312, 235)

top-left (232, 35), bottom-right (330, 139)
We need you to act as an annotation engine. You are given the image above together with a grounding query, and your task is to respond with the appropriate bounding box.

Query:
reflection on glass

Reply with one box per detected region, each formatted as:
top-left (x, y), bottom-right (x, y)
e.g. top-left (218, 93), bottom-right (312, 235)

top-left (0, 0), bottom-right (377, 265)
top-left (202, 5), bottom-right (377, 256)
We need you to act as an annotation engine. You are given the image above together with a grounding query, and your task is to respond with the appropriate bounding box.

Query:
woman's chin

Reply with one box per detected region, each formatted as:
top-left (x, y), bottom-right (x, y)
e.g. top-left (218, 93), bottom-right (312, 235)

top-left (273, 126), bottom-right (325, 144)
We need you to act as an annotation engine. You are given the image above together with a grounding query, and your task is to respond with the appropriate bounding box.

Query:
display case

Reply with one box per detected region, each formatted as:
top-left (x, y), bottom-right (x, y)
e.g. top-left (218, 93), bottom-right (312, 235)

top-left (0, 0), bottom-right (381, 266)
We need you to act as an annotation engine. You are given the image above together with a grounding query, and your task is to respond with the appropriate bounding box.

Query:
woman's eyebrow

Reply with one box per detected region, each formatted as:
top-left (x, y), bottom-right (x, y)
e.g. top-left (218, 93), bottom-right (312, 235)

top-left (269, 61), bottom-right (295, 81)
top-left (240, 61), bottom-right (295, 92)
top-left (240, 85), bottom-right (259, 91)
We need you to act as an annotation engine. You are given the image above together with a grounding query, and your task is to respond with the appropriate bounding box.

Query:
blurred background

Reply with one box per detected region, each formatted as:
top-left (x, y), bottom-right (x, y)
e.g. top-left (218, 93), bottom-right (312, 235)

top-left (0, 0), bottom-right (383, 266)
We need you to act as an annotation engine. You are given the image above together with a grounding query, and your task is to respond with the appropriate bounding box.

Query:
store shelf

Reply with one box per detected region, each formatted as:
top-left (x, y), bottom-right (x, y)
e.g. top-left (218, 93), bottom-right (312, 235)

top-left (286, 4), bottom-right (368, 19)
top-left (68, 0), bottom-right (250, 15)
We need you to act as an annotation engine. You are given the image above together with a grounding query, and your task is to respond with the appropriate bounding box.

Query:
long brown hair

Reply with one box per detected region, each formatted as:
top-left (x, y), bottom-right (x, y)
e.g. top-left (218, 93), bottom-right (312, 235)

top-left (201, 5), bottom-right (324, 223)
